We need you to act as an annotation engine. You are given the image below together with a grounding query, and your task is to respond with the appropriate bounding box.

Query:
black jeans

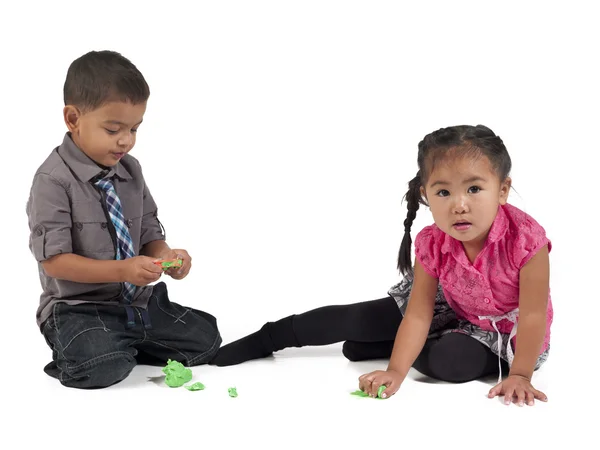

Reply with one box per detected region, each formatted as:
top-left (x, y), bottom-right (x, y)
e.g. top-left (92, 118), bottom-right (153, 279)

top-left (42, 282), bottom-right (221, 389)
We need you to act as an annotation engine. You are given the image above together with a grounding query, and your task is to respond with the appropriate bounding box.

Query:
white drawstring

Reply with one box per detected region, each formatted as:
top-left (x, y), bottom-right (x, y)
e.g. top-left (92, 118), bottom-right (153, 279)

top-left (478, 308), bottom-right (519, 383)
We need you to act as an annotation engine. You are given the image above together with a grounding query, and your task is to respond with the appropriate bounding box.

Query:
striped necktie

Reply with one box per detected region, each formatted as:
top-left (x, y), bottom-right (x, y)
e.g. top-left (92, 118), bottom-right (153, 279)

top-left (95, 177), bottom-right (136, 303)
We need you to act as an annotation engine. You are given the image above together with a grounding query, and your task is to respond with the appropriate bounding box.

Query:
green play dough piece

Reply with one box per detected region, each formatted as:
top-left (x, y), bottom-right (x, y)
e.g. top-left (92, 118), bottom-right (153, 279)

top-left (228, 387), bottom-right (238, 397)
top-left (350, 385), bottom-right (387, 399)
top-left (161, 259), bottom-right (183, 269)
top-left (350, 390), bottom-right (369, 397)
top-left (185, 382), bottom-right (205, 391)
top-left (162, 359), bottom-right (192, 387)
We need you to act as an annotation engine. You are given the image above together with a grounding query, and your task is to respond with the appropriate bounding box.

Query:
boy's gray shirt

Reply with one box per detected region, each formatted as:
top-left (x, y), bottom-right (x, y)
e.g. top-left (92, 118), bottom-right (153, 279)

top-left (27, 133), bottom-right (166, 328)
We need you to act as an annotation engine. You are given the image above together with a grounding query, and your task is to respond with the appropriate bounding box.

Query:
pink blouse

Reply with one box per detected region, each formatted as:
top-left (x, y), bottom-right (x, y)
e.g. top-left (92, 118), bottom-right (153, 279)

top-left (415, 203), bottom-right (552, 353)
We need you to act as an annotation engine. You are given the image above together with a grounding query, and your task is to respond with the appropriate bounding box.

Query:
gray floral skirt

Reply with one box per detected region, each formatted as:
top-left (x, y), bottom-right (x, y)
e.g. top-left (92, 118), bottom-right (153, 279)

top-left (387, 275), bottom-right (549, 375)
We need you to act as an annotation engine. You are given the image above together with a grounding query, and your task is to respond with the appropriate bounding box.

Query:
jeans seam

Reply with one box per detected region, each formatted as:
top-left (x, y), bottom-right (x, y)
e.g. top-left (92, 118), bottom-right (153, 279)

top-left (155, 294), bottom-right (189, 324)
top-left (53, 303), bottom-right (60, 333)
top-left (95, 305), bottom-right (110, 331)
top-left (66, 350), bottom-right (135, 372)
top-left (188, 333), bottom-right (221, 365)
top-left (143, 339), bottom-right (189, 362)
top-left (62, 327), bottom-right (109, 352)
top-left (135, 309), bottom-right (147, 340)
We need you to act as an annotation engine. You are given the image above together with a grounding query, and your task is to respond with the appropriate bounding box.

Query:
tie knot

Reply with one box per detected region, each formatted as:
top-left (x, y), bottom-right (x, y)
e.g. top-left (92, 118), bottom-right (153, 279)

top-left (95, 177), bottom-right (114, 191)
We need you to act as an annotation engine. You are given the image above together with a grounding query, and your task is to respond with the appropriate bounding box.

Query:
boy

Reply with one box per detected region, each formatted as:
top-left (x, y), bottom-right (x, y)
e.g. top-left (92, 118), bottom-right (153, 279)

top-left (26, 50), bottom-right (221, 389)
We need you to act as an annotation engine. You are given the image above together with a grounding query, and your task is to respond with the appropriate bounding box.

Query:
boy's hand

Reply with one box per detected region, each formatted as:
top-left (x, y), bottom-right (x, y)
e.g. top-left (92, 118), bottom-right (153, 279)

top-left (158, 249), bottom-right (192, 280)
top-left (488, 375), bottom-right (548, 406)
top-left (358, 369), bottom-right (404, 399)
top-left (122, 256), bottom-right (163, 286)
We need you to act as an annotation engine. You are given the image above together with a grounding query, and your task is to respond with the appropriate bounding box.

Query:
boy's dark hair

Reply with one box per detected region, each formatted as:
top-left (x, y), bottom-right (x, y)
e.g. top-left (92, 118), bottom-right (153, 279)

top-left (64, 50), bottom-right (150, 112)
top-left (398, 124), bottom-right (512, 276)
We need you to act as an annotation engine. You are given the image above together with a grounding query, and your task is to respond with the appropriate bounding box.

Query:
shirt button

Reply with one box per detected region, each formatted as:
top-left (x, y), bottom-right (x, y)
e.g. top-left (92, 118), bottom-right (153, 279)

top-left (484, 297), bottom-right (491, 304)
top-left (36, 228), bottom-right (43, 236)
top-left (126, 219), bottom-right (133, 227)
top-left (75, 222), bottom-right (83, 231)
top-left (101, 222), bottom-right (108, 229)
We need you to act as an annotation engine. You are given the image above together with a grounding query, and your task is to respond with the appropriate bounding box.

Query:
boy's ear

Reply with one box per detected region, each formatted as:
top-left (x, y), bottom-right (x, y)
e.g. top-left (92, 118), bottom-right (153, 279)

top-left (63, 105), bottom-right (81, 133)
top-left (499, 177), bottom-right (512, 205)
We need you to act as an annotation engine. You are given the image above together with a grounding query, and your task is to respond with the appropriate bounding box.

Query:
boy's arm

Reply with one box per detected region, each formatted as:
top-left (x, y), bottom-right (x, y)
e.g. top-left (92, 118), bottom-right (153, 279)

top-left (140, 240), bottom-right (171, 259)
top-left (27, 174), bottom-right (125, 283)
top-left (28, 173), bottom-right (160, 285)
top-left (139, 179), bottom-right (169, 258)
top-left (510, 244), bottom-right (550, 379)
top-left (42, 254), bottom-right (125, 283)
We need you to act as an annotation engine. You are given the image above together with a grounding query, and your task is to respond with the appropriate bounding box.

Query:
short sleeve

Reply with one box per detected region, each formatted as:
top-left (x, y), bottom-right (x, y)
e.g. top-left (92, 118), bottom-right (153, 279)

top-left (414, 226), bottom-right (441, 278)
top-left (511, 218), bottom-right (551, 270)
top-left (27, 173), bottom-right (73, 262)
top-left (140, 180), bottom-right (166, 248)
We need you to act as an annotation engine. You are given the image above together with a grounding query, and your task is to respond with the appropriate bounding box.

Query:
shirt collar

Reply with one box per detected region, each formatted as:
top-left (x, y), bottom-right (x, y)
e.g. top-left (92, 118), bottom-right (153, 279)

top-left (440, 204), bottom-right (509, 256)
top-left (57, 132), bottom-right (133, 182)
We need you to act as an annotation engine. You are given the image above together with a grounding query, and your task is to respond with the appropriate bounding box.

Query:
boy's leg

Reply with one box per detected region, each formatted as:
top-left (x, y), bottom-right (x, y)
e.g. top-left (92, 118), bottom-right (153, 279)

top-left (42, 303), bottom-right (139, 389)
top-left (210, 296), bottom-right (401, 366)
top-left (133, 282), bottom-right (221, 367)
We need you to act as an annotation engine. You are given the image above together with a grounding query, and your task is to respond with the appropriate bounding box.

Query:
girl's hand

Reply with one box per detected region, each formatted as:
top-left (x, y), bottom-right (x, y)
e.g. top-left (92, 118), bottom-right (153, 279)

top-left (488, 374), bottom-right (548, 406)
top-left (358, 369), bottom-right (404, 399)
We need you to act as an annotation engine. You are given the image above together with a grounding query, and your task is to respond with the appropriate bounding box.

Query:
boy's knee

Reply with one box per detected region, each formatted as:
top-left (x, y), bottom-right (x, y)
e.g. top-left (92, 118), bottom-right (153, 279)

top-left (60, 352), bottom-right (136, 389)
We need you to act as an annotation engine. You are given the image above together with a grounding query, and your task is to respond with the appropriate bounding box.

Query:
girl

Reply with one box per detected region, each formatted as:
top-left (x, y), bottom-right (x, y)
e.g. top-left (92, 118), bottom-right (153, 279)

top-left (210, 125), bottom-right (552, 406)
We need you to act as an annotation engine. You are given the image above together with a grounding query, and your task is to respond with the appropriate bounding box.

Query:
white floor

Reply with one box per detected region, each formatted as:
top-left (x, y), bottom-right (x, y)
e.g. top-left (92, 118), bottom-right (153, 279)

top-left (4, 327), bottom-right (592, 450)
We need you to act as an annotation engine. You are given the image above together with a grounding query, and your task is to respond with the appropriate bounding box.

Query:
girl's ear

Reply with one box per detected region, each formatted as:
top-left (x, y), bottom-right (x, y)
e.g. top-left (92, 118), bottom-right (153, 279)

top-left (499, 177), bottom-right (511, 205)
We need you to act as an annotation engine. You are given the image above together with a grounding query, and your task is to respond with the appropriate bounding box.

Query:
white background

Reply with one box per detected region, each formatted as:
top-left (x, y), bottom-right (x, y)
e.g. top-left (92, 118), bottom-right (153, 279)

top-left (1, 1), bottom-right (598, 448)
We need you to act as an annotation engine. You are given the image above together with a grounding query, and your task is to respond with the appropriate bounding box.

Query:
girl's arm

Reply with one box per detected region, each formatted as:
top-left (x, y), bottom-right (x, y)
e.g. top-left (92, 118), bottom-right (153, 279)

top-left (488, 244), bottom-right (550, 406)
top-left (387, 259), bottom-right (438, 377)
top-left (358, 259), bottom-right (437, 397)
top-left (510, 244), bottom-right (550, 379)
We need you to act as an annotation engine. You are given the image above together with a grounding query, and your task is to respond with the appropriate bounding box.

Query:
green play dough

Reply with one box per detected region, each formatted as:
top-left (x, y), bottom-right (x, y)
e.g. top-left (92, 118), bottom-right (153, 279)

top-left (350, 390), bottom-right (369, 397)
top-left (185, 382), bottom-right (205, 391)
top-left (228, 387), bottom-right (238, 397)
top-left (162, 359), bottom-right (192, 387)
top-left (350, 385), bottom-right (387, 399)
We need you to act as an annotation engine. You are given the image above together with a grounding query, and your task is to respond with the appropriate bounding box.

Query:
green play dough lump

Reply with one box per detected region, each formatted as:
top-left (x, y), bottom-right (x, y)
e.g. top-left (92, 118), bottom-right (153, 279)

top-left (185, 382), bottom-right (205, 391)
top-left (228, 387), bottom-right (238, 397)
top-left (162, 359), bottom-right (192, 387)
top-left (350, 385), bottom-right (387, 399)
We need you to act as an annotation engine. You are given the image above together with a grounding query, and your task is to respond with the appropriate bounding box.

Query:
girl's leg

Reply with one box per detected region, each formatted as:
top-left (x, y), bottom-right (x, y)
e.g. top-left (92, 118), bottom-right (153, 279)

top-left (343, 332), bottom-right (507, 383)
top-left (342, 340), bottom-right (395, 361)
top-left (210, 296), bottom-right (401, 366)
top-left (413, 332), bottom-right (508, 383)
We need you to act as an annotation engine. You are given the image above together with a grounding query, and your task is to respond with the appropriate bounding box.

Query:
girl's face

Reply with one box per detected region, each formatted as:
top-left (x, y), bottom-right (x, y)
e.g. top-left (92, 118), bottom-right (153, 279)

top-left (421, 154), bottom-right (511, 256)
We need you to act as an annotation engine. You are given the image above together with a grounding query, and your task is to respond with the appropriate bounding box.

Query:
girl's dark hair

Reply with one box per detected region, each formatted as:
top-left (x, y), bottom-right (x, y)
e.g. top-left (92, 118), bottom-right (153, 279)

top-left (397, 124), bottom-right (512, 276)
top-left (64, 50), bottom-right (150, 112)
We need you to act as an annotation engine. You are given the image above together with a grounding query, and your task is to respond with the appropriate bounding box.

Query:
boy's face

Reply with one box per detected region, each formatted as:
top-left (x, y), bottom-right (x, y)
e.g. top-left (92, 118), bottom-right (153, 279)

top-left (64, 101), bottom-right (147, 167)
